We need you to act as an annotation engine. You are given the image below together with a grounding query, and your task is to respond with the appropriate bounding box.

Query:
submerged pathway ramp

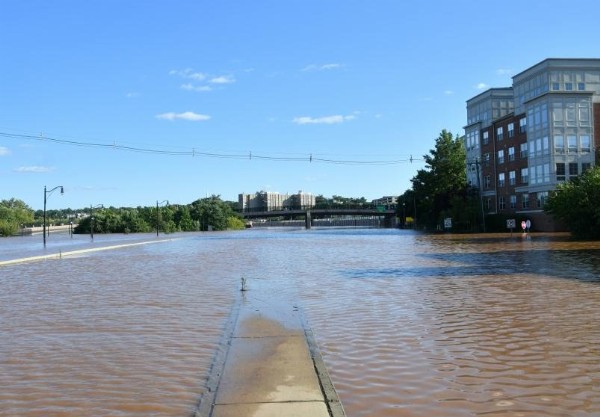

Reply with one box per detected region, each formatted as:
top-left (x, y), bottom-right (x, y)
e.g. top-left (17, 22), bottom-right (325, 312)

top-left (195, 282), bottom-right (345, 417)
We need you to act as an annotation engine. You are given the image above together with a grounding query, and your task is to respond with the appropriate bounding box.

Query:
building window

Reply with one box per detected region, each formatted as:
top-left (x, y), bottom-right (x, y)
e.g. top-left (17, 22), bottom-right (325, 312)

top-left (569, 162), bottom-right (578, 177)
top-left (508, 123), bottom-right (514, 138)
top-left (498, 173), bottom-right (505, 187)
top-left (581, 135), bottom-right (591, 152)
top-left (566, 103), bottom-right (576, 127)
top-left (522, 194), bottom-right (530, 209)
top-left (578, 82), bottom-right (585, 91)
top-left (554, 135), bottom-right (564, 153)
top-left (521, 167), bottom-right (529, 184)
top-left (552, 82), bottom-right (560, 91)
top-left (482, 131), bottom-right (489, 145)
top-left (483, 153), bottom-right (491, 167)
top-left (499, 196), bottom-right (506, 210)
top-left (520, 143), bottom-right (528, 158)
top-left (529, 140), bottom-right (535, 157)
top-left (498, 150), bottom-right (504, 164)
top-left (519, 117), bottom-right (527, 133)
top-left (580, 106), bottom-right (590, 125)
top-left (486, 198), bottom-right (492, 211)
top-left (582, 163), bottom-right (591, 173)
top-left (484, 175), bottom-right (491, 189)
top-left (497, 127), bottom-right (504, 141)
top-left (565, 82), bottom-right (573, 91)
top-left (553, 103), bottom-right (564, 127)
top-left (556, 163), bottom-right (565, 181)
top-left (510, 195), bottom-right (517, 209)
top-left (537, 192), bottom-right (548, 208)
top-left (509, 170), bottom-right (516, 186)
top-left (508, 147), bottom-right (515, 161)
top-left (568, 135), bottom-right (577, 153)
top-left (536, 138), bottom-right (542, 156)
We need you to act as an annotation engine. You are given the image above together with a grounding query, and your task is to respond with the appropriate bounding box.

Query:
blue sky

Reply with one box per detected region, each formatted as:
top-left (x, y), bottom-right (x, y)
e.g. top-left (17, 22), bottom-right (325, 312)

top-left (2, 0), bottom-right (600, 210)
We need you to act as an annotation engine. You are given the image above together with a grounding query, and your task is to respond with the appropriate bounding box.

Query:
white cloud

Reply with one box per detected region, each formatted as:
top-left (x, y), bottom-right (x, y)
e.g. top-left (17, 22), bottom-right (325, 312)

top-left (155, 111), bottom-right (211, 121)
top-left (170, 68), bottom-right (206, 81)
top-left (444, 90), bottom-right (454, 95)
top-left (14, 166), bottom-right (55, 173)
top-left (496, 68), bottom-right (513, 76)
top-left (181, 83), bottom-right (212, 92)
top-left (302, 63), bottom-right (342, 72)
top-left (292, 114), bottom-right (355, 125)
top-left (171, 68), bottom-right (235, 91)
top-left (0, 146), bottom-right (10, 156)
top-left (476, 82), bottom-right (489, 90)
top-left (209, 75), bottom-right (235, 84)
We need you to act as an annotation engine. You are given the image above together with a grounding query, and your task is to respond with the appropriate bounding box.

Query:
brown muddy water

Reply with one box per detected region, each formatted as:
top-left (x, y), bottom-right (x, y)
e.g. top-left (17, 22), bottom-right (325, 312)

top-left (1, 229), bottom-right (600, 416)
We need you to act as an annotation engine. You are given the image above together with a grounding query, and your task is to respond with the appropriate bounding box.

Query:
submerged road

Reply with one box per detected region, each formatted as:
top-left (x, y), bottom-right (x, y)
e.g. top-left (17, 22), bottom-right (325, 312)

top-left (195, 280), bottom-right (345, 417)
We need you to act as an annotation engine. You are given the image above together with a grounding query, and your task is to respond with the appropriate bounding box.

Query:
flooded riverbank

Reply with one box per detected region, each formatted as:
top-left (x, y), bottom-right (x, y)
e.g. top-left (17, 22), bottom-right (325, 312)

top-left (1, 230), bottom-right (599, 416)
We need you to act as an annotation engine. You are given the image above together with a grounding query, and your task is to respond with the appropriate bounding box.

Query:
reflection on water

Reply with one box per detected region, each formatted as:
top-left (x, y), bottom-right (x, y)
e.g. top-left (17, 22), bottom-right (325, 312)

top-left (1, 230), bottom-right (600, 416)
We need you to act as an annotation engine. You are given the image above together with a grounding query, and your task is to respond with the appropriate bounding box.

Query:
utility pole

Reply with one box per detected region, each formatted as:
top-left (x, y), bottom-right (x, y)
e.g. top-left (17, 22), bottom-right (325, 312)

top-left (470, 159), bottom-right (486, 233)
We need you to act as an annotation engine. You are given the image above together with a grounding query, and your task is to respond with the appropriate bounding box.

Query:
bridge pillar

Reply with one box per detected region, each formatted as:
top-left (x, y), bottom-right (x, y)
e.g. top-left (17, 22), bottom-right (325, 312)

top-left (383, 214), bottom-right (397, 228)
top-left (305, 211), bottom-right (312, 230)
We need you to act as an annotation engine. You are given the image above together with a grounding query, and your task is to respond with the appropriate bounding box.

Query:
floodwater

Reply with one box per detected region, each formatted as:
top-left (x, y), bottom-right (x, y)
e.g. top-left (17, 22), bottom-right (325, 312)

top-left (1, 229), bottom-right (600, 416)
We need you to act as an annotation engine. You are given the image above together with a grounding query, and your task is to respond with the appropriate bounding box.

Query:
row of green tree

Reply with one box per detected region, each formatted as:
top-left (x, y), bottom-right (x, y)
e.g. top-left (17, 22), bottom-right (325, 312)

top-left (314, 195), bottom-right (370, 209)
top-left (0, 194), bottom-right (375, 237)
top-left (0, 196), bottom-right (246, 236)
top-left (74, 196), bottom-right (246, 234)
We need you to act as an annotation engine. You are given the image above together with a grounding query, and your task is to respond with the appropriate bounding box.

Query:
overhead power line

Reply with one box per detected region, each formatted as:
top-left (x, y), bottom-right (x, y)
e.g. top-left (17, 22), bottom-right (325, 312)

top-left (0, 131), bottom-right (423, 166)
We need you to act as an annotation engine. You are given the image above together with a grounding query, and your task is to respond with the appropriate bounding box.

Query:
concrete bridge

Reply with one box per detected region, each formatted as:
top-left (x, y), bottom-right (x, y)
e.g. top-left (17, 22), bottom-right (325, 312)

top-left (240, 207), bottom-right (398, 229)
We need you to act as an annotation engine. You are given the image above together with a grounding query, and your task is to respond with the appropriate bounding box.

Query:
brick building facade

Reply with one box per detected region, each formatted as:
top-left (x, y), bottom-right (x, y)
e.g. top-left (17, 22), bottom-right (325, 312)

top-left (465, 59), bottom-right (600, 231)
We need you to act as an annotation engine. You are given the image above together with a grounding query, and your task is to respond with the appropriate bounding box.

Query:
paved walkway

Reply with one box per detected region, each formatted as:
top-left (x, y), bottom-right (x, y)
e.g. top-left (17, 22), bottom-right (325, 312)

top-left (196, 283), bottom-right (345, 417)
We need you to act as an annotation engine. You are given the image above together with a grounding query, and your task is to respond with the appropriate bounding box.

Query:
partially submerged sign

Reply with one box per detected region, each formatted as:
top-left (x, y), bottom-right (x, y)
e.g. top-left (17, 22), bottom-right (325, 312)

top-left (444, 218), bottom-right (452, 229)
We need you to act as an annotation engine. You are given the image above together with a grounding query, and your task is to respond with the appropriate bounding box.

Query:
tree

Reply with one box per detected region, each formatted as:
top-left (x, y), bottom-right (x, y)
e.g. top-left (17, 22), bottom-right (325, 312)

top-left (545, 167), bottom-right (600, 239)
top-left (0, 199), bottom-right (34, 236)
top-left (409, 130), bottom-right (477, 231)
top-left (173, 206), bottom-right (197, 231)
top-left (190, 195), bottom-right (239, 231)
top-left (227, 216), bottom-right (246, 230)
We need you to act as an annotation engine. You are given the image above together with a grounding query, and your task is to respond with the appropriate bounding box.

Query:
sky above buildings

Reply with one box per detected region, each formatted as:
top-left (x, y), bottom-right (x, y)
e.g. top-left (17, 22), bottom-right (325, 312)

top-left (2, 0), bottom-right (600, 210)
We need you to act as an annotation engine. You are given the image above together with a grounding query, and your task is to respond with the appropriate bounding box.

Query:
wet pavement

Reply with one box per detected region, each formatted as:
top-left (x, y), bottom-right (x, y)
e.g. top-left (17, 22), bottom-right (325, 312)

top-left (197, 282), bottom-right (345, 417)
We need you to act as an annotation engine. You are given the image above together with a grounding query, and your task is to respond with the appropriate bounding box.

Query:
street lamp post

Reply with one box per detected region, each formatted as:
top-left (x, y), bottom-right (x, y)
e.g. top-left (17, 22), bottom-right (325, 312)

top-left (468, 158), bottom-right (486, 233)
top-left (43, 185), bottom-right (64, 246)
top-left (90, 204), bottom-right (104, 241)
top-left (156, 200), bottom-right (169, 236)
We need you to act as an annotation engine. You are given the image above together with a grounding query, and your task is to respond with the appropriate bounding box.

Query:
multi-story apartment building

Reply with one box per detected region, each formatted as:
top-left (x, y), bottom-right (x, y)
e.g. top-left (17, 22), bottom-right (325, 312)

top-left (371, 196), bottom-right (397, 210)
top-left (239, 190), bottom-right (316, 212)
top-left (465, 58), bottom-right (600, 231)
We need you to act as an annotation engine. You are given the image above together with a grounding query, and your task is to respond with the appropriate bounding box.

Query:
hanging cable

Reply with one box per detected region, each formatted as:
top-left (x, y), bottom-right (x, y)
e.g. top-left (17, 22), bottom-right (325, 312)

top-left (0, 131), bottom-right (424, 166)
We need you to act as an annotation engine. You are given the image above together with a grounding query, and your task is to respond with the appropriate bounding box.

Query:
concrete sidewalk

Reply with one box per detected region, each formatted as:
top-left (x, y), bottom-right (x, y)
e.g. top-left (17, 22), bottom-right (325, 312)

top-left (195, 285), bottom-right (345, 417)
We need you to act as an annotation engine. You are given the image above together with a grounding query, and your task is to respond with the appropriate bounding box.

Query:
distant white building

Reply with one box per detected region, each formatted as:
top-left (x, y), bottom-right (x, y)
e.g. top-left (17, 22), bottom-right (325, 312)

top-left (239, 190), bottom-right (316, 212)
top-left (371, 196), bottom-right (397, 210)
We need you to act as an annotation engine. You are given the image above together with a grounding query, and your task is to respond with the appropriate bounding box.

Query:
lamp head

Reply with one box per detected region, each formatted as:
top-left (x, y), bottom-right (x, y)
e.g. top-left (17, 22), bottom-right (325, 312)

top-left (60, 186), bottom-right (64, 195)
